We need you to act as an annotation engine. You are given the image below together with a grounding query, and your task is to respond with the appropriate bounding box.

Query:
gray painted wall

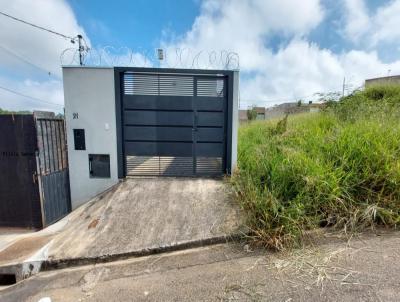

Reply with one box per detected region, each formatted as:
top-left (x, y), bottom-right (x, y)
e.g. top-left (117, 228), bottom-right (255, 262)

top-left (231, 71), bottom-right (239, 172)
top-left (63, 67), bottom-right (119, 209)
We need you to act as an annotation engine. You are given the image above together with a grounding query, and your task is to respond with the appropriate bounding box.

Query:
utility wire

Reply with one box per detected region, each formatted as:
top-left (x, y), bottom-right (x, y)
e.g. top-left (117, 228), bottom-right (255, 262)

top-left (0, 11), bottom-right (75, 41)
top-left (0, 11), bottom-right (89, 65)
top-left (0, 45), bottom-right (57, 77)
top-left (0, 85), bottom-right (63, 107)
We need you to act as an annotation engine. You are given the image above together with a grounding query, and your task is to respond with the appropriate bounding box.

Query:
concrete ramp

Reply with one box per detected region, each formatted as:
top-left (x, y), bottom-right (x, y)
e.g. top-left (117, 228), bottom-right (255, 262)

top-left (47, 178), bottom-right (244, 265)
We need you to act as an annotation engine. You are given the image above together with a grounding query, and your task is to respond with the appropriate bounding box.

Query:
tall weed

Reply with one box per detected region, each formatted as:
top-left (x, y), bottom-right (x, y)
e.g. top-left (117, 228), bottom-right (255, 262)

top-left (232, 85), bottom-right (400, 249)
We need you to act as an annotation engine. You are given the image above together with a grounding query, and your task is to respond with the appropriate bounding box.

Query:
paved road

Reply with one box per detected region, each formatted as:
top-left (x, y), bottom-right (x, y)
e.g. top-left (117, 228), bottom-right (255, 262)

top-left (1, 231), bottom-right (399, 302)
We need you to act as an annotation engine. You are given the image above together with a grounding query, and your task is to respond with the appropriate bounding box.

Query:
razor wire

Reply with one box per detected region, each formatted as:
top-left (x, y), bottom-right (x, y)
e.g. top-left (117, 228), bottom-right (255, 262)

top-left (60, 46), bottom-right (240, 70)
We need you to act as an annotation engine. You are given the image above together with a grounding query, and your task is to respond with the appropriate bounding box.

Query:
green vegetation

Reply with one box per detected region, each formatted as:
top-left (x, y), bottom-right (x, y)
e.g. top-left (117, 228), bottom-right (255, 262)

top-left (0, 108), bottom-right (31, 114)
top-left (232, 85), bottom-right (400, 250)
top-left (0, 108), bottom-right (62, 117)
top-left (247, 107), bottom-right (258, 121)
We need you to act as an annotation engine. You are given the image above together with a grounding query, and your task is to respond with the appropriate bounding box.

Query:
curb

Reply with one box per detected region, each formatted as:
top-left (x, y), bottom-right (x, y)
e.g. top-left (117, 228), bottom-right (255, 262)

top-left (0, 260), bottom-right (43, 283)
top-left (42, 233), bottom-right (244, 271)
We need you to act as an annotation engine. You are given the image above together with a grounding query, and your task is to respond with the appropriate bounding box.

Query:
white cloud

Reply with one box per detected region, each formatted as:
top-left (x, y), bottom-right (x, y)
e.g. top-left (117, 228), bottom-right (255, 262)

top-left (0, 0), bottom-right (87, 112)
top-left (1, 0), bottom-right (400, 112)
top-left (343, 0), bottom-right (400, 46)
top-left (371, 0), bottom-right (400, 46)
top-left (83, 47), bottom-right (152, 67)
top-left (240, 42), bottom-right (400, 108)
top-left (0, 0), bottom-right (87, 76)
top-left (163, 0), bottom-right (400, 108)
top-left (239, 40), bottom-right (344, 106)
top-left (0, 75), bottom-right (64, 112)
top-left (343, 0), bottom-right (370, 42)
top-left (164, 0), bottom-right (324, 71)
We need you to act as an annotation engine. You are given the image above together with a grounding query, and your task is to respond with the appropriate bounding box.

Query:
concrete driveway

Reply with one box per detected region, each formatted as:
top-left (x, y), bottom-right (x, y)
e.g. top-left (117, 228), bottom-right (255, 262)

top-left (46, 178), bottom-right (245, 265)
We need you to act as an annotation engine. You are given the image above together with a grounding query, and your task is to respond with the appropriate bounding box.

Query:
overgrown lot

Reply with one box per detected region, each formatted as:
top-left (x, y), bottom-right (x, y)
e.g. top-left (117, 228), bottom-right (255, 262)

top-left (232, 85), bottom-right (400, 250)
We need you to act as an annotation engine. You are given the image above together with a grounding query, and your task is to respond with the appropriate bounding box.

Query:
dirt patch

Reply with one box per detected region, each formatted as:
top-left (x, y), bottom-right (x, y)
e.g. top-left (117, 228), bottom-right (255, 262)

top-left (88, 219), bottom-right (99, 229)
top-left (0, 236), bottom-right (52, 265)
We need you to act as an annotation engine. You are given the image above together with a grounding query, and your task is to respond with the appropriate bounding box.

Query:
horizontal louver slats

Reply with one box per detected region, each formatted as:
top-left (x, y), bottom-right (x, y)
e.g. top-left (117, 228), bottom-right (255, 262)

top-left (124, 73), bottom-right (224, 97)
top-left (197, 79), bottom-right (224, 97)
top-left (124, 73), bottom-right (194, 96)
top-left (125, 156), bottom-right (223, 176)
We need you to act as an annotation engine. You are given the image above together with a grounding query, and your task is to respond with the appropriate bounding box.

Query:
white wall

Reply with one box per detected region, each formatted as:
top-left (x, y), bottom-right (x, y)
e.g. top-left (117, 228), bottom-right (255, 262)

top-left (231, 70), bottom-right (239, 172)
top-left (63, 67), bottom-right (118, 209)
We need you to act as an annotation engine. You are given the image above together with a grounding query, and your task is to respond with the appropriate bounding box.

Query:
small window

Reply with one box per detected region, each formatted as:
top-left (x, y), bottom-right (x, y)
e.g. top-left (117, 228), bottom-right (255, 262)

top-left (89, 154), bottom-right (110, 178)
top-left (73, 129), bottom-right (86, 150)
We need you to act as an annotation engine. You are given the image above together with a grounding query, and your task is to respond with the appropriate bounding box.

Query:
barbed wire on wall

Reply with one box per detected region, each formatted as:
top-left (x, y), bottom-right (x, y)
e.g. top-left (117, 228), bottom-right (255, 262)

top-left (60, 46), bottom-right (240, 70)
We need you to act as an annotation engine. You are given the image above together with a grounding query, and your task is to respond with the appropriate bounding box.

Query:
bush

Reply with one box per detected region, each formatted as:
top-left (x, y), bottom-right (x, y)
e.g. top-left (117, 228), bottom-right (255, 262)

top-left (232, 85), bottom-right (400, 250)
top-left (247, 107), bottom-right (258, 121)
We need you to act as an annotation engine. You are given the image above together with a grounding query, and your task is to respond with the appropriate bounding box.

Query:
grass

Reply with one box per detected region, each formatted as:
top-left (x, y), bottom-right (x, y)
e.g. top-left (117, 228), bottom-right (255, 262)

top-left (232, 85), bottom-right (400, 250)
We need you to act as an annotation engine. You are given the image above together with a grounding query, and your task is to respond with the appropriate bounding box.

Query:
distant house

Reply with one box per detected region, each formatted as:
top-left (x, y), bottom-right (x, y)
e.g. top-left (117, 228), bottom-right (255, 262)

top-left (239, 109), bottom-right (248, 122)
top-left (239, 107), bottom-right (267, 122)
top-left (365, 75), bottom-right (400, 87)
top-left (308, 103), bottom-right (325, 113)
top-left (254, 107), bottom-right (266, 120)
top-left (265, 102), bottom-right (307, 120)
top-left (240, 102), bottom-right (325, 122)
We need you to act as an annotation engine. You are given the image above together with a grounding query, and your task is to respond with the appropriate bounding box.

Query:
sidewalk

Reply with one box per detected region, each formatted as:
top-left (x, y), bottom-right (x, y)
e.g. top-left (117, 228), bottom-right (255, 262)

top-left (0, 220), bottom-right (70, 266)
top-left (0, 213), bottom-right (74, 281)
top-left (0, 178), bottom-right (245, 279)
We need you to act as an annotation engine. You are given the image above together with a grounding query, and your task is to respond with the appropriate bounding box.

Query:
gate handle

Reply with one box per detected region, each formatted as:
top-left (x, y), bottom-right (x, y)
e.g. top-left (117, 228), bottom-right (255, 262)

top-left (89, 158), bottom-right (93, 175)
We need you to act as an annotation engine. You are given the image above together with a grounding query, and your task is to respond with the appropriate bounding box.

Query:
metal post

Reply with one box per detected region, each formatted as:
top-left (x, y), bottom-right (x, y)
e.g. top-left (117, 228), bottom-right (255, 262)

top-left (342, 77), bottom-right (345, 97)
top-left (77, 34), bottom-right (83, 66)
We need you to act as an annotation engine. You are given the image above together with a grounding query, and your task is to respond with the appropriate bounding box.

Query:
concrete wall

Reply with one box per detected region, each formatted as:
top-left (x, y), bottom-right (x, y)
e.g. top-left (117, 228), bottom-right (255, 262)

top-left (63, 67), bottom-right (118, 209)
top-left (365, 75), bottom-right (400, 87)
top-left (231, 71), bottom-right (239, 172)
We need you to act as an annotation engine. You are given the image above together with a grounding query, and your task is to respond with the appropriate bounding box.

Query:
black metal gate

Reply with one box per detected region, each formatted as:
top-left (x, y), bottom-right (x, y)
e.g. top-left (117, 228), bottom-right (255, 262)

top-left (0, 115), bottom-right (42, 228)
top-left (121, 72), bottom-right (227, 177)
top-left (0, 114), bottom-right (71, 229)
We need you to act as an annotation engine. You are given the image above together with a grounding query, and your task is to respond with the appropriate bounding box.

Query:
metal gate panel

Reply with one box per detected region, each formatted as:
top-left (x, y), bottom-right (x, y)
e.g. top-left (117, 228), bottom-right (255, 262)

top-left (197, 78), bottom-right (225, 97)
top-left (126, 156), bottom-right (194, 176)
top-left (121, 71), bottom-right (227, 177)
top-left (124, 95), bottom-right (193, 110)
top-left (124, 126), bottom-right (194, 141)
top-left (197, 112), bottom-right (224, 127)
top-left (124, 73), bottom-right (194, 96)
top-left (36, 118), bottom-right (71, 226)
top-left (0, 115), bottom-right (42, 228)
top-left (40, 170), bottom-right (70, 225)
top-left (124, 110), bottom-right (194, 126)
top-left (125, 142), bottom-right (193, 156)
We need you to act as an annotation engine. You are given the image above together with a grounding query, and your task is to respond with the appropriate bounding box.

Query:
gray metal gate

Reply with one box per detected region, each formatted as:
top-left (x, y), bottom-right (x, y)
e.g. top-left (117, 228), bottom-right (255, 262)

top-left (121, 72), bottom-right (227, 177)
top-left (36, 118), bottom-right (71, 226)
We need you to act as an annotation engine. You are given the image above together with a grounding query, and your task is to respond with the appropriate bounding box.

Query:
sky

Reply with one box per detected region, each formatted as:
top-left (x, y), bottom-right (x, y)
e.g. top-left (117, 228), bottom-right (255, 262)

top-left (1, 0), bottom-right (400, 112)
